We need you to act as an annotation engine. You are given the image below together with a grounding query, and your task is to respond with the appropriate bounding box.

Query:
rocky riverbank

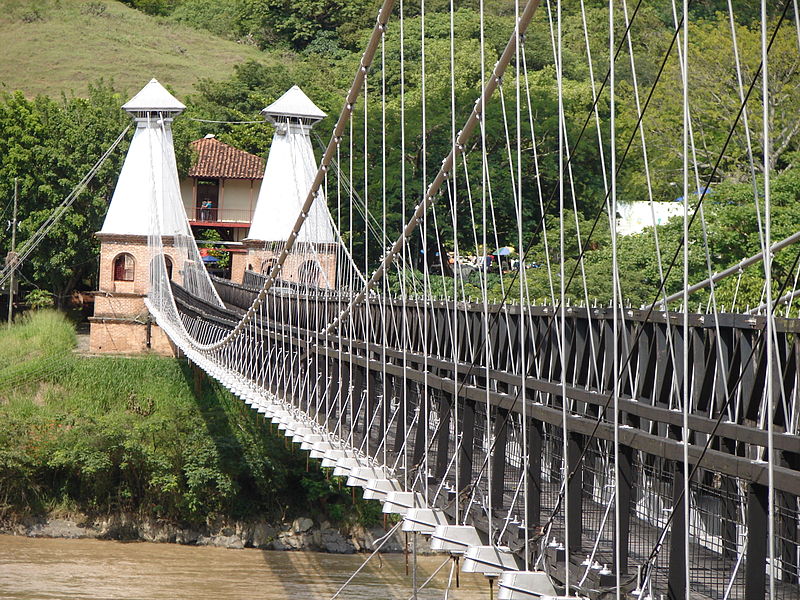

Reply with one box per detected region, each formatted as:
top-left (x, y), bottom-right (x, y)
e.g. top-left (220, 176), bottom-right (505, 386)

top-left (0, 513), bottom-right (434, 555)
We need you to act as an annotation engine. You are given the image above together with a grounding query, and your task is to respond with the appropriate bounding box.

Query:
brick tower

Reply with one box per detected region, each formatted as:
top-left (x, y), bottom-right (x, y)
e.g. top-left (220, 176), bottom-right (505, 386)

top-left (238, 86), bottom-right (338, 288)
top-left (89, 79), bottom-right (186, 355)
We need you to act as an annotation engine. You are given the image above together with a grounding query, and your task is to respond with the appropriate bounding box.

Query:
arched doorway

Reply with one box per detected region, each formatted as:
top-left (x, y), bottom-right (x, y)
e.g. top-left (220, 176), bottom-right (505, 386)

top-left (298, 260), bottom-right (322, 286)
top-left (261, 258), bottom-right (277, 276)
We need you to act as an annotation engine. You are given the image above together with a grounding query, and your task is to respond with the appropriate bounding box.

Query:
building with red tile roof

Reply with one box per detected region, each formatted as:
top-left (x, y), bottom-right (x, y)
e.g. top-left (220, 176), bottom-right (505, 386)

top-left (188, 136), bottom-right (265, 180)
top-left (180, 135), bottom-right (265, 243)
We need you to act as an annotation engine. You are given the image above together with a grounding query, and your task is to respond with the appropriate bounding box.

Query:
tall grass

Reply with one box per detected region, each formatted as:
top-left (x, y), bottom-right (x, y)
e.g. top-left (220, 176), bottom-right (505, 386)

top-left (0, 310), bottom-right (75, 397)
top-left (0, 309), bottom-right (75, 364)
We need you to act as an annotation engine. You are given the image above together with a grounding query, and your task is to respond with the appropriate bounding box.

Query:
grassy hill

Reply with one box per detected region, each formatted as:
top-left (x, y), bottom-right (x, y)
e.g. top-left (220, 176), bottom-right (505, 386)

top-left (0, 0), bottom-right (265, 98)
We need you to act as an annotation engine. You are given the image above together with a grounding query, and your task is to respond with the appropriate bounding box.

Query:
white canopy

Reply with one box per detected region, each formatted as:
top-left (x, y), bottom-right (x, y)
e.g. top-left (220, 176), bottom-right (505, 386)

top-left (262, 85), bottom-right (326, 124)
top-left (122, 78), bottom-right (185, 115)
top-left (247, 87), bottom-right (334, 244)
top-left (99, 81), bottom-right (189, 237)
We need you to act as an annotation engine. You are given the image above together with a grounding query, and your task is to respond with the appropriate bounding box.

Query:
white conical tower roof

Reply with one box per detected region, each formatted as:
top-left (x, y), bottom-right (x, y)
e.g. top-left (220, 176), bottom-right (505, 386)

top-left (122, 78), bottom-right (185, 114)
top-left (99, 80), bottom-right (189, 237)
top-left (262, 85), bottom-right (326, 124)
top-left (247, 86), bottom-right (334, 243)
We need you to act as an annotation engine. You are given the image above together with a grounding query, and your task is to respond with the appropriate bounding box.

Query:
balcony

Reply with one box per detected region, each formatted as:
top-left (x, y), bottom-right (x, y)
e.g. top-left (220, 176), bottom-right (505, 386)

top-left (186, 206), bottom-right (253, 227)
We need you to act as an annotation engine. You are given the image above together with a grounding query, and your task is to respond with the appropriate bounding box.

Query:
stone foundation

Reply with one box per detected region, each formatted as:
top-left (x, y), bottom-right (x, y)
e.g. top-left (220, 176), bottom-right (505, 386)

top-left (0, 513), bottom-right (433, 554)
top-left (89, 317), bottom-right (178, 356)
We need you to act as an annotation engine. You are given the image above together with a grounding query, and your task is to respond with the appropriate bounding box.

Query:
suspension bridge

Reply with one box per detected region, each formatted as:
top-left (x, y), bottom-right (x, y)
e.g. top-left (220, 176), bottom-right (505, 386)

top-left (12, 0), bottom-right (799, 598)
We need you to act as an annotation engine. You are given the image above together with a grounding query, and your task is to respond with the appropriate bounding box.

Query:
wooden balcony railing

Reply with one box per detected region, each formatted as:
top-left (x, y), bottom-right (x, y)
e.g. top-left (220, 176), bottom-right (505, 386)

top-left (187, 207), bottom-right (253, 224)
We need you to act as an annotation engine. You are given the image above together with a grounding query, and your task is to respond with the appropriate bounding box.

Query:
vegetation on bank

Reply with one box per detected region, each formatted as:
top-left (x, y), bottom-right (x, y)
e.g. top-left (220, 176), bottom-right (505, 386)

top-left (0, 311), bottom-right (382, 527)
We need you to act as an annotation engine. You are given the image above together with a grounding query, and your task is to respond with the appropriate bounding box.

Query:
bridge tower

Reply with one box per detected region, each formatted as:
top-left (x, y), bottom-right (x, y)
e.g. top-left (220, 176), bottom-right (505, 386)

top-left (88, 78), bottom-right (185, 355)
top-left (236, 86), bottom-right (338, 288)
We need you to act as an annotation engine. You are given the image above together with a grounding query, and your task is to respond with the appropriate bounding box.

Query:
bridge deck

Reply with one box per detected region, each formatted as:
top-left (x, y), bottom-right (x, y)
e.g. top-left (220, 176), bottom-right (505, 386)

top-left (162, 276), bottom-right (800, 600)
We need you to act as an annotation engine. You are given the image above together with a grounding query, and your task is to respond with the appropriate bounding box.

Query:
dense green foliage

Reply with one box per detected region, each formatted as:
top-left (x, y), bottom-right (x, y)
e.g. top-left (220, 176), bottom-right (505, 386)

top-left (0, 83), bottom-right (130, 304)
top-left (0, 312), bottom-right (381, 526)
top-left (121, 0), bottom-right (379, 50)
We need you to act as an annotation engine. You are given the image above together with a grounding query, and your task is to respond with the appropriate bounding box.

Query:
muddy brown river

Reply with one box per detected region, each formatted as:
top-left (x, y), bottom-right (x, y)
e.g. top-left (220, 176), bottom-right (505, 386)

top-left (0, 535), bottom-right (491, 599)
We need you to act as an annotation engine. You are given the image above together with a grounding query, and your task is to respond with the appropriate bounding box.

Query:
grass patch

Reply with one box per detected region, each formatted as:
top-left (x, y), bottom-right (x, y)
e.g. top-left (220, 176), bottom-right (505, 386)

top-left (0, 310), bottom-right (75, 398)
top-left (0, 0), bottom-right (266, 98)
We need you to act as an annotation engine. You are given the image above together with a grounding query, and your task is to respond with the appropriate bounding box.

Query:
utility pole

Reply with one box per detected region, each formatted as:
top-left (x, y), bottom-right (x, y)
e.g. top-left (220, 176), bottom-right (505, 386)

top-left (7, 177), bottom-right (17, 328)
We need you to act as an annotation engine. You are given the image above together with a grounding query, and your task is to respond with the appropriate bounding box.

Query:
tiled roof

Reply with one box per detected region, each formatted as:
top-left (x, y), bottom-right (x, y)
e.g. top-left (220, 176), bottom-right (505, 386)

top-left (188, 136), bottom-right (265, 180)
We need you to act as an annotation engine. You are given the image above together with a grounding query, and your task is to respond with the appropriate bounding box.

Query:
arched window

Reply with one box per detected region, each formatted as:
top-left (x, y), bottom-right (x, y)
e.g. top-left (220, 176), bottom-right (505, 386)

top-left (113, 253), bottom-right (135, 282)
top-left (149, 255), bottom-right (173, 281)
top-left (261, 258), bottom-right (277, 275)
top-left (298, 260), bottom-right (321, 286)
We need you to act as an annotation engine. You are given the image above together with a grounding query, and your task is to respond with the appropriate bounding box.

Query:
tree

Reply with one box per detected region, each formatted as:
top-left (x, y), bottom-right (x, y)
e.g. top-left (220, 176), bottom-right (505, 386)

top-left (0, 83), bottom-right (130, 304)
top-left (169, 0), bottom-right (242, 39)
top-left (627, 13), bottom-right (800, 199)
top-left (235, 0), bottom-right (379, 51)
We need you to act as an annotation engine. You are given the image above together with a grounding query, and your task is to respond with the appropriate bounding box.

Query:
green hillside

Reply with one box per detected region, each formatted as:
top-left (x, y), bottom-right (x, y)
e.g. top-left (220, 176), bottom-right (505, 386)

top-left (0, 0), bottom-right (265, 98)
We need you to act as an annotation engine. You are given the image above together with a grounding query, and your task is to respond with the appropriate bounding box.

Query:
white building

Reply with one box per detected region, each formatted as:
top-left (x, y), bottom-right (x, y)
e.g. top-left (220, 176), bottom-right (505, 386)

top-left (180, 134), bottom-right (265, 243)
top-left (616, 201), bottom-right (684, 236)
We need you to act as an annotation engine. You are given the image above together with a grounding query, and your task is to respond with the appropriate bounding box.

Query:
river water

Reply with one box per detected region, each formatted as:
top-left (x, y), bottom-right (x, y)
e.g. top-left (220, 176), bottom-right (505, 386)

top-left (0, 535), bottom-right (491, 599)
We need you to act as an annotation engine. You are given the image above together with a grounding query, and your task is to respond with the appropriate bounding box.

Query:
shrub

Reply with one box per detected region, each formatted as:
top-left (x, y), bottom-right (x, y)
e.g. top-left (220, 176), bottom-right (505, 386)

top-left (25, 289), bottom-right (54, 310)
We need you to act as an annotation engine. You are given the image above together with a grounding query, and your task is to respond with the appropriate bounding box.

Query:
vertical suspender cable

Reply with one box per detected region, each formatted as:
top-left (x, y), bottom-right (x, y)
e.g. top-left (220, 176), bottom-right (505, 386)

top-left (364, 66), bottom-right (370, 457)
top-left (515, 0), bottom-right (528, 570)
top-left (449, 0), bottom-right (460, 525)
top-left (349, 117), bottom-right (356, 445)
top-left (400, 0), bottom-right (409, 494)
top-left (479, 0), bottom-right (493, 543)
top-left (681, 0), bottom-right (691, 597)
top-left (337, 139), bottom-right (344, 438)
top-left (762, 1), bottom-right (776, 598)
top-left (381, 29), bottom-right (388, 470)
top-left (421, 0), bottom-right (430, 509)
top-left (609, 1), bottom-right (621, 597)
top-left (556, 0), bottom-right (570, 590)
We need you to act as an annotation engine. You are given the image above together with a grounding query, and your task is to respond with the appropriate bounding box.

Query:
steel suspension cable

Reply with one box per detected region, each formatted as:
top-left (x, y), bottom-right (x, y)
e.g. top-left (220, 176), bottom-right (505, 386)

top-left (0, 124), bottom-right (131, 288)
top-left (761, 1), bottom-right (776, 597)
top-left (323, 0), bottom-right (543, 334)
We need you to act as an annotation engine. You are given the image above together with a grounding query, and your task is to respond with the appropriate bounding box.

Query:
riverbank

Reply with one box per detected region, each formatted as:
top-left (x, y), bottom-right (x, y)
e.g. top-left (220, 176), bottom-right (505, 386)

top-left (0, 312), bottom-right (385, 543)
top-left (0, 512), bottom-right (430, 554)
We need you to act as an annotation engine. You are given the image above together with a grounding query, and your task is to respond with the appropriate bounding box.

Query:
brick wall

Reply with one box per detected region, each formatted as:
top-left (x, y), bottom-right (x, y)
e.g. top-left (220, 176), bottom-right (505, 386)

top-left (230, 252), bottom-right (247, 284)
top-left (97, 235), bottom-right (183, 294)
top-left (91, 235), bottom-right (181, 357)
top-left (93, 293), bottom-right (147, 319)
top-left (88, 318), bottom-right (178, 356)
top-left (246, 247), bottom-right (337, 288)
